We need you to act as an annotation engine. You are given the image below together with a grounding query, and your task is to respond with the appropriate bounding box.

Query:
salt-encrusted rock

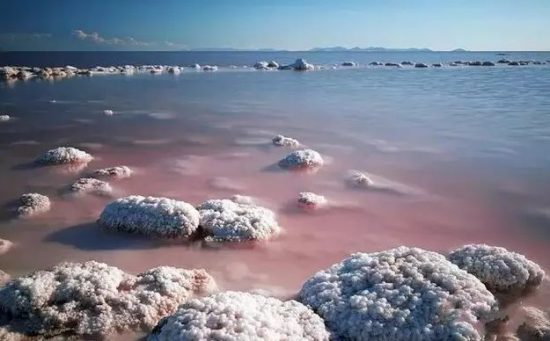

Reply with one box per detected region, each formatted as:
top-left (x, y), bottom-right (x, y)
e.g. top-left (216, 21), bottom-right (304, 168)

top-left (0, 115), bottom-right (10, 122)
top-left (272, 134), bottom-right (300, 147)
top-left (267, 61), bottom-right (279, 68)
top-left (292, 58), bottom-right (315, 71)
top-left (0, 261), bottom-right (217, 338)
top-left (449, 62), bottom-right (459, 66)
top-left (432, 63), bottom-right (443, 67)
top-left (0, 326), bottom-right (23, 341)
top-left (401, 61), bottom-right (414, 65)
top-left (448, 244), bottom-right (545, 294)
top-left (230, 194), bottom-right (254, 205)
top-left (415, 62), bottom-right (429, 68)
top-left (385, 62), bottom-right (402, 67)
top-left (197, 199), bottom-right (281, 242)
top-left (298, 192), bottom-right (327, 209)
top-left (190, 64), bottom-right (201, 70)
top-left (348, 170), bottom-right (374, 187)
top-left (468, 61), bottom-right (483, 66)
top-left (70, 178), bottom-right (112, 196)
top-left (299, 246), bottom-right (498, 340)
top-left (509, 61), bottom-right (520, 66)
top-left (482, 61), bottom-right (496, 66)
top-left (0, 239), bottom-right (13, 256)
top-left (35, 147), bottom-right (93, 165)
top-left (167, 66), bottom-right (181, 74)
top-left (0, 269), bottom-right (10, 285)
top-left (98, 195), bottom-right (200, 239)
top-left (202, 65), bottom-right (218, 71)
top-left (91, 165), bottom-right (133, 179)
top-left (254, 61), bottom-right (270, 70)
top-left (148, 291), bottom-right (329, 341)
top-left (278, 149), bottom-right (324, 170)
top-left (497, 59), bottom-right (510, 64)
top-left (342, 61), bottom-right (357, 67)
top-left (17, 193), bottom-right (51, 217)
top-left (517, 307), bottom-right (550, 341)
top-left (369, 61), bottom-right (383, 66)
top-left (103, 109), bottom-right (114, 116)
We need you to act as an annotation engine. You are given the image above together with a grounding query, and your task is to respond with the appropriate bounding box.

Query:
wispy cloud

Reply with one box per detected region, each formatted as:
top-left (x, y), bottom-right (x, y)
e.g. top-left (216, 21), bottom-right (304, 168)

top-left (72, 30), bottom-right (185, 49)
top-left (0, 32), bottom-right (52, 41)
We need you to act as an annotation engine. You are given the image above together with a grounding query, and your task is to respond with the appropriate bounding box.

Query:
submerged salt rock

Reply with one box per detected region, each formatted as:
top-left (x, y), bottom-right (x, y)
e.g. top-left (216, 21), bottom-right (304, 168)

top-left (299, 246), bottom-right (497, 340)
top-left (0, 261), bottom-right (217, 338)
top-left (292, 58), bottom-right (315, 71)
top-left (348, 170), bottom-right (374, 187)
top-left (148, 291), bottom-right (329, 341)
top-left (0, 239), bottom-right (14, 256)
top-left (167, 66), bottom-right (181, 74)
top-left (254, 61), bottom-right (269, 70)
top-left (202, 65), bottom-right (218, 71)
top-left (415, 62), bottom-right (429, 68)
top-left (0, 114), bottom-right (10, 121)
top-left (0, 270), bottom-right (10, 285)
top-left (341, 61), bottom-right (357, 67)
top-left (35, 146), bottom-right (93, 165)
top-left (298, 192), bottom-right (327, 209)
top-left (517, 307), bottom-right (550, 341)
top-left (230, 194), bottom-right (254, 205)
top-left (70, 177), bottom-right (112, 196)
top-left (103, 109), bottom-right (114, 116)
top-left (278, 149), bottom-right (324, 170)
top-left (272, 134), bottom-right (300, 147)
top-left (197, 199), bottom-right (281, 242)
top-left (98, 195), bottom-right (200, 239)
top-left (448, 244), bottom-right (545, 294)
top-left (91, 165), bottom-right (133, 179)
top-left (267, 60), bottom-right (279, 68)
top-left (17, 193), bottom-right (51, 217)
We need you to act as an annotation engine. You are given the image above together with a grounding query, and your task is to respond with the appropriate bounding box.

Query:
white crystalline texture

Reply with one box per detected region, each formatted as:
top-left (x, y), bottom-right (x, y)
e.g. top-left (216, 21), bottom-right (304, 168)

top-left (292, 58), bottom-right (315, 71)
top-left (231, 194), bottom-right (254, 205)
top-left (272, 134), bottom-right (300, 147)
top-left (448, 244), bottom-right (545, 294)
top-left (70, 177), bottom-right (113, 196)
top-left (35, 146), bottom-right (93, 165)
top-left (92, 165), bottom-right (133, 179)
top-left (298, 192), bottom-right (327, 209)
top-left (98, 195), bottom-right (200, 239)
top-left (17, 193), bottom-right (51, 217)
top-left (148, 291), bottom-right (329, 341)
top-left (0, 270), bottom-right (10, 286)
top-left (103, 109), bottom-right (114, 116)
top-left (278, 149), bottom-right (324, 170)
top-left (0, 261), bottom-right (217, 338)
top-left (0, 239), bottom-right (13, 256)
top-left (348, 170), bottom-right (374, 187)
top-left (299, 246), bottom-right (498, 341)
top-left (0, 115), bottom-right (10, 121)
top-left (517, 307), bottom-right (550, 341)
top-left (197, 199), bottom-right (281, 242)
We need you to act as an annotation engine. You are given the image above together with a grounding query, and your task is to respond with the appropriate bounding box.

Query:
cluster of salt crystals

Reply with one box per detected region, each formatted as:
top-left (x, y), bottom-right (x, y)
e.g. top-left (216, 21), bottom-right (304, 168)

top-left (272, 134), bottom-right (300, 147)
top-left (197, 199), bottom-right (281, 242)
top-left (0, 114), bottom-right (10, 121)
top-left (16, 193), bottom-right (51, 217)
top-left (299, 246), bottom-right (498, 340)
top-left (148, 291), bottom-right (330, 341)
top-left (0, 261), bottom-right (217, 338)
top-left (34, 146), bottom-right (93, 165)
top-left (448, 244), bottom-right (545, 294)
top-left (98, 195), bottom-right (200, 239)
top-left (0, 238), bottom-right (14, 256)
top-left (91, 165), bottom-right (133, 179)
top-left (278, 149), bottom-right (324, 170)
top-left (348, 170), bottom-right (374, 187)
top-left (297, 192), bottom-right (328, 209)
top-left (70, 178), bottom-right (113, 196)
top-left (517, 306), bottom-right (550, 340)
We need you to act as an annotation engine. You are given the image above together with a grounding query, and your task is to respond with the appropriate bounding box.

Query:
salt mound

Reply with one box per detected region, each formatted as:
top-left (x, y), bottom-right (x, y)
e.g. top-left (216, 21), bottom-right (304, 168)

top-left (0, 115), bottom-right (10, 122)
top-left (148, 291), bottom-right (329, 341)
top-left (292, 58), bottom-right (315, 71)
top-left (70, 178), bottom-right (112, 196)
top-left (91, 165), bottom-right (133, 179)
top-left (299, 246), bottom-right (497, 340)
top-left (0, 261), bottom-right (217, 338)
top-left (103, 109), bottom-right (114, 116)
top-left (0, 239), bottom-right (14, 256)
top-left (278, 149), bottom-right (324, 170)
top-left (197, 199), bottom-right (281, 242)
top-left (415, 63), bottom-right (429, 68)
top-left (517, 307), bottom-right (550, 341)
top-left (298, 192), bottom-right (327, 209)
top-left (254, 61), bottom-right (269, 70)
top-left (348, 170), bottom-right (374, 186)
top-left (17, 193), bottom-right (51, 217)
top-left (98, 195), bottom-right (200, 239)
top-left (202, 65), bottom-right (218, 71)
top-left (272, 134), bottom-right (300, 147)
top-left (448, 244), bottom-right (545, 294)
top-left (35, 147), bottom-right (93, 165)
top-left (342, 61), bottom-right (357, 67)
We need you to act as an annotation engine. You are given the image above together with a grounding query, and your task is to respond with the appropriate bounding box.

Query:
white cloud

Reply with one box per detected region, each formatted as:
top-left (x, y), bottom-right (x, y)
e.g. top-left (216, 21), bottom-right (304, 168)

top-left (72, 30), bottom-right (185, 49)
top-left (0, 32), bottom-right (52, 41)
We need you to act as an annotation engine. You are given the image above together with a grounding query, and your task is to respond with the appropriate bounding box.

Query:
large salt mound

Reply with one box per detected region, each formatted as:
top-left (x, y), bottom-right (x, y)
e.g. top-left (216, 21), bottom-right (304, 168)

top-left (448, 244), bottom-right (545, 294)
top-left (197, 199), bottom-right (281, 242)
top-left (272, 134), bottom-right (300, 147)
top-left (0, 261), bottom-right (217, 338)
top-left (0, 239), bottom-right (13, 256)
top-left (98, 195), bottom-right (200, 239)
top-left (517, 307), bottom-right (550, 341)
top-left (34, 147), bottom-right (93, 165)
top-left (16, 193), bottom-right (51, 217)
top-left (299, 246), bottom-right (497, 340)
top-left (70, 178), bottom-right (113, 196)
top-left (148, 291), bottom-right (330, 341)
top-left (91, 165), bottom-right (133, 179)
top-left (278, 149), bottom-right (324, 170)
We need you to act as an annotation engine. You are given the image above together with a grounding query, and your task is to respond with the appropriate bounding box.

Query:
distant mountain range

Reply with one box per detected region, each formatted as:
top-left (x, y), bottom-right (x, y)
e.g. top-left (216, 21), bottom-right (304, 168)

top-left (184, 47), bottom-right (469, 52)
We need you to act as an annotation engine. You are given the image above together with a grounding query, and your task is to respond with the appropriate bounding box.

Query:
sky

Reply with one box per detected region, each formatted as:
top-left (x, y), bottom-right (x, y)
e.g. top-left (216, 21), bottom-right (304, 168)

top-left (1, 0), bottom-right (549, 51)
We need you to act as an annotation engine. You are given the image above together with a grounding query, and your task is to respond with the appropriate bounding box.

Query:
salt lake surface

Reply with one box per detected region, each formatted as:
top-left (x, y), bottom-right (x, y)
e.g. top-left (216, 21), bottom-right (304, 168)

top-left (1, 51), bottom-right (550, 339)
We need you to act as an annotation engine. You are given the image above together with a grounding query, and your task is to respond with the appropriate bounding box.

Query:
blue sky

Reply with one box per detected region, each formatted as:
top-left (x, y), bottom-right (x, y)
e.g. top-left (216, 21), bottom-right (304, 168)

top-left (1, 0), bottom-right (549, 51)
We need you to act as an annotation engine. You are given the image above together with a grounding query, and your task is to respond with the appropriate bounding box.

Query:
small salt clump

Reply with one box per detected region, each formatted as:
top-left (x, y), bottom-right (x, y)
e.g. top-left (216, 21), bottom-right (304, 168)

top-left (0, 261), bottom-right (217, 338)
top-left (202, 65), bottom-right (218, 71)
top-left (230, 194), bottom-right (254, 205)
top-left (298, 192), bottom-right (327, 209)
top-left (292, 58), bottom-right (315, 71)
top-left (254, 61), bottom-right (270, 70)
top-left (517, 307), bottom-right (550, 341)
top-left (299, 246), bottom-right (498, 340)
top-left (103, 109), bottom-right (114, 116)
top-left (448, 244), bottom-right (545, 294)
top-left (0, 239), bottom-right (14, 256)
top-left (17, 193), bottom-right (51, 217)
top-left (35, 146), bottom-right (93, 165)
top-left (91, 165), bottom-right (133, 179)
top-left (148, 291), bottom-right (329, 341)
top-left (197, 199), bottom-right (281, 242)
top-left (278, 149), bottom-right (324, 170)
top-left (0, 114), bottom-right (10, 121)
top-left (348, 170), bottom-right (374, 187)
top-left (272, 134), bottom-right (300, 147)
top-left (70, 178), bottom-right (112, 196)
top-left (98, 195), bottom-right (200, 239)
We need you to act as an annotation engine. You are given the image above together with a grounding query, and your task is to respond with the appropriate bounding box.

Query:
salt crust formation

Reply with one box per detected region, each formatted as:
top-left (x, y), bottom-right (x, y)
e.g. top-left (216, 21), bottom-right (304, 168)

top-left (91, 165), bottom-right (133, 179)
top-left (298, 192), bottom-right (327, 209)
top-left (70, 178), bottom-right (112, 196)
top-left (34, 147), bottom-right (93, 165)
top-left (148, 291), bottom-right (330, 341)
top-left (16, 193), bottom-right (51, 217)
top-left (98, 196), bottom-right (200, 239)
top-left (278, 149), bottom-right (324, 170)
top-left (197, 199), bottom-right (281, 242)
top-left (103, 109), bottom-right (114, 116)
top-left (348, 170), bottom-right (374, 187)
top-left (0, 239), bottom-right (14, 256)
top-left (0, 115), bottom-right (10, 121)
top-left (448, 244), bottom-right (545, 294)
top-left (517, 307), bottom-right (550, 341)
top-left (272, 134), bottom-right (300, 147)
top-left (299, 246), bottom-right (498, 340)
top-left (0, 261), bottom-right (217, 338)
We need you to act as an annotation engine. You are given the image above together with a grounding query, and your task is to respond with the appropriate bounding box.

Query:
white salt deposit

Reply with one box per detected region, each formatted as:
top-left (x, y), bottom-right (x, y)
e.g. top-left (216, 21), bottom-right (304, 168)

top-left (230, 194), bottom-right (255, 205)
top-left (278, 149), bottom-right (324, 170)
top-left (0, 239), bottom-right (13, 256)
top-left (148, 291), bottom-right (329, 341)
top-left (0, 270), bottom-right (10, 285)
top-left (0, 115), bottom-right (10, 122)
top-left (202, 65), bottom-right (218, 71)
top-left (91, 165), bottom-right (133, 179)
top-left (272, 134), bottom-right (300, 147)
top-left (16, 193), bottom-right (51, 217)
top-left (298, 192), bottom-right (328, 209)
top-left (347, 170), bottom-right (374, 186)
top-left (34, 146), bottom-right (93, 165)
top-left (70, 178), bottom-right (113, 196)
top-left (291, 58), bottom-right (315, 71)
top-left (98, 195), bottom-right (200, 239)
top-left (517, 307), bottom-right (550, 341)
top-left (103, 109), bottom-right (114, 116)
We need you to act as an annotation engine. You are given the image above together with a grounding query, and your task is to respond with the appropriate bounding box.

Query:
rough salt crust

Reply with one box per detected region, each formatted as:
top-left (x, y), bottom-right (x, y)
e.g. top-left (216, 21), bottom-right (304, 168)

top-left (70, 178), bottom-right (113, 196)
top-left (0, 261), bottom-right (217, 338)
top-left (0, 269), bottom-right (10, 285)
top-left (298, 192), bottom-right (328, 209)
top-left (0, 239), bottom-right (14, 256)
top-left (448, 244), bottom-right (545, 294)
top-left (299, 246), bottom-right (498, 340)
top-left (348, 170), bottom-right (374, 186)
top-left (98, 195), bottom-right (200, 239)
top-left (103, 109), bottom-right (114, 116)
top-left (0, 114), bottom-right (10, 122)
top-left (197, 199), bottom-right (281, 242)
top-left (148, 291), bottom-right (330, 341)
top-left (272, 134), bottom-right (300, 147)
top-left (34, 147), bottom-right (93, 165)
top-left (278, 149), bottom-right (324, 170)
top-left (16, 193), bottom-right (51, 217)
top-left (91, 165), bottom-right (133, 179)
top-left (231, 194), bottom-right (255, 205)
top-left (517, 307), bottom-right (550, 341)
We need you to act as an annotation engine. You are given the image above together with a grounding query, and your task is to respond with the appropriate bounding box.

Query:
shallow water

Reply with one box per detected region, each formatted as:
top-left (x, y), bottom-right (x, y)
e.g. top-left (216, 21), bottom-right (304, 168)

top-left (1, 51), bottom-right (550, 339)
